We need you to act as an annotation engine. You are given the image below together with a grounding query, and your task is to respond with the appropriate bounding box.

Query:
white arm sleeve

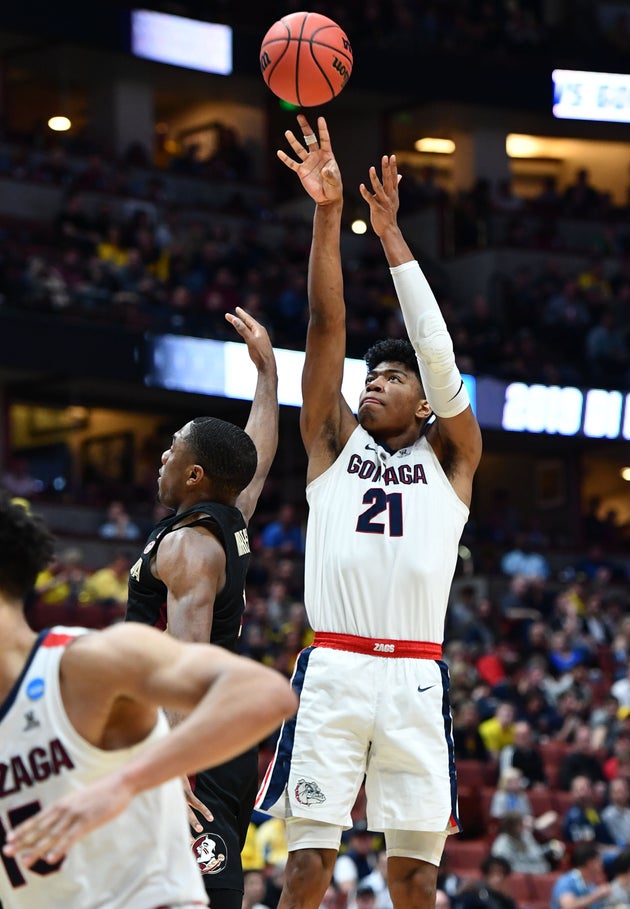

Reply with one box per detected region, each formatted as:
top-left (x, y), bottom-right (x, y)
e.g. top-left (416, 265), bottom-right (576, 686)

top-left (390, 260), bottom-right (470, 418)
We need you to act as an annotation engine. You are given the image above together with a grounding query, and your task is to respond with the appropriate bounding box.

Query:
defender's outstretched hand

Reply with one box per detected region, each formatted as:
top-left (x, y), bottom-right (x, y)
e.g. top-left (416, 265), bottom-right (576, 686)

top-left (225, 307), bottom-right (275, 373)
top-left (278, 114), bottom-right (342, 206)
top-left (359, 154), bottom-right (402, 238)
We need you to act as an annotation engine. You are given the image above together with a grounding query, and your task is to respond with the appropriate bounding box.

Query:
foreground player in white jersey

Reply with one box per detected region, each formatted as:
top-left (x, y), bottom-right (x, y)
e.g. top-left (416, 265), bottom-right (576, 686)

top-left (256, 116), bottom-right (482, 909)
top-left (0, 494), bottom-right (297, 909)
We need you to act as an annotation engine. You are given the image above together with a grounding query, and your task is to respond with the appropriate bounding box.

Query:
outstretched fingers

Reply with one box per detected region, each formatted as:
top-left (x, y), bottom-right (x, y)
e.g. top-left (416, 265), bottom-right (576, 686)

top-left (278, 131), bottom-right (309, 169)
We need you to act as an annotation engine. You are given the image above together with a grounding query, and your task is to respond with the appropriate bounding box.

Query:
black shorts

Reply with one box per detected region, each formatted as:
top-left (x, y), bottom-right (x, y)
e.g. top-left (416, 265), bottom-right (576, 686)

top-left (189, 747), bottom-right (258, 898)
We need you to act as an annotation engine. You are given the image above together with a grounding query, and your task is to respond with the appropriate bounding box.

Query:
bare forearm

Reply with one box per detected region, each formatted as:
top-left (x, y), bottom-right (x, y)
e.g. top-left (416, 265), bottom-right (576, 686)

top-left (308, 201), bottom-right (345, 324)
top-left (119, 669), bottom-right (296, 797)
top-left (244, 365), bottom-right (279, 481)
top-left (378, 224), bottom-right (415, 268)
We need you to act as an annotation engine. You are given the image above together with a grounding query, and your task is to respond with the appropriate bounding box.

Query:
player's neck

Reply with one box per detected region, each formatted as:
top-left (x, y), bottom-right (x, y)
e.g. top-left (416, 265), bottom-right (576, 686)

top-left (0, 604), bottom-right (38, 701)
top-left (370, 426), bottom-right (421, 453)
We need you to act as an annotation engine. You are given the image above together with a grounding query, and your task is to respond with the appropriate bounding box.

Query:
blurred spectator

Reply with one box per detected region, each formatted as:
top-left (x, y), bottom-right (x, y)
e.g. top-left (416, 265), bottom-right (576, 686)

top-left (447, 583), bottom-right (478, 638)
top-left (255, 816), bottom-right (288, 870)
top-left (453, 699), bottom-right (490, 763)
top-left (611, 666), bottom-right (630, 712)
top-left (98, 499), bottom-right (141, 541)
top-left (591, 695), bottom-right (624, 754)
top-left (34, 546), bottom-right (87, 607)
top-left (460, 597), bottom-right (500, 654)
top-left (490, 811), bottom-right (553, 874)
top-left (333, 822), bottom-right (378, 896)
top-left (585, 309), bottom-right (630, 387)
top-left (489, 768), bottom-right (533, 821)
top-left (500, 576), bottom-right (548, 644)
top-left (548, 629), bottom-right (591, 676)
top-left (78, 550), bottom-right (132, 610)
top-left (561, 775), bottom-right (617, 853)
top-left (602, 778), bottom-right (630, 849)
top-left (498, 720), bottom-right (548, 789)
top-left (451, 854), bottom-right (519, 909)
top-left (500, 532), bottom-right (551, 581)
top-left (359, 850), bottom-right (392, 909)
top-left (550, 843), bottom-right (611, 909)
top-left (606, 847), bottom-right (630, 905)
top-left (603, 730), bottom-right (630, 783)
top-left (435, 891), bottom-right (451, 909)
top-left (563, 169), bottom-right (604, 218)
top-left (260, 503), bottom-right (305, 556)
top-left (557, 725), bottom-right (608, 792)
top-left (243, 869), bottom-right (271, 909)
top-left (1, 457), bottom-right (44, 497)
top-left (351, 884), bottom-right (377, 909)
top-left (479, 702), bottom-right (517, 761)
top-left (436, 849), bottom-right (465, 902)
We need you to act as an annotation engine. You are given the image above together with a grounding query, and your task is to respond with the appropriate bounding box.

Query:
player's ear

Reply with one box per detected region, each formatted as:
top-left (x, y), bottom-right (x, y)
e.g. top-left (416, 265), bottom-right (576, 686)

top-left (415, 398), bottom-right (432, 420)
top-left (187, 464), bottom-right (205, 486)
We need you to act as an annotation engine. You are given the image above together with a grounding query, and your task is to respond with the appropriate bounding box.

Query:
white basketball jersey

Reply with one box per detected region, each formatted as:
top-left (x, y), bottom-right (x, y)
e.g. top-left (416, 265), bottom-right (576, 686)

top-left (0, 626), bottom-right (208, 909)
top-left (304, 425), bottom-right (469, 641)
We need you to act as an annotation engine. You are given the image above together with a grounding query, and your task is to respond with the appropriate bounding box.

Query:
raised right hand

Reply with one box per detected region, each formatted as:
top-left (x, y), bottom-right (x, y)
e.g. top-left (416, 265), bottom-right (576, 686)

top-left (225, 306), bottom-right (275, 373)
top-left (277, 115), bottom-right (342, 205)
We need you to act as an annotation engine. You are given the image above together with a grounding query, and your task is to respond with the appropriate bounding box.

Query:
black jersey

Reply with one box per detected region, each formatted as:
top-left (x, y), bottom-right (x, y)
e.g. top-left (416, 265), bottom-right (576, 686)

top-left (126, 502), bottom-right (250, 652)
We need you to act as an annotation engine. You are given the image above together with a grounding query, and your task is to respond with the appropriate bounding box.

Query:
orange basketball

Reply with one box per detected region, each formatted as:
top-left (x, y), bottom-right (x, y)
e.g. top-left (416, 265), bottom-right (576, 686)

top-left (260, 11), bottom-right (353, 108)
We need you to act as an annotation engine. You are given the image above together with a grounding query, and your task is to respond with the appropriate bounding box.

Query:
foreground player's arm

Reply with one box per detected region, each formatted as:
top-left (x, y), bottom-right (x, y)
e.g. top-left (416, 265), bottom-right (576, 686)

top-left (360, 155), bottom-right (482, 500)
top-left (278, 114), bottom-right (356, 479)
top-left (226, 307), bottom-right (279, 524)
top-left (3, 622), bottom-right (297, 868)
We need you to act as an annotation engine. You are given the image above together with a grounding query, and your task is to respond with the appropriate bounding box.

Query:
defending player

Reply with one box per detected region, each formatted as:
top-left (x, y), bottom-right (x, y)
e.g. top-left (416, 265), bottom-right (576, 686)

top-left (125, 307), bottom-right (279, 909)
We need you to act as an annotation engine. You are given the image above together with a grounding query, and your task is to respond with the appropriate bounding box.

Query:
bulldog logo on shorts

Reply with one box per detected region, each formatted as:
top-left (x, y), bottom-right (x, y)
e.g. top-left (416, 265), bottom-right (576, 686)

top-left (192, 833), bottom-right (228, 875)
top-left (295, 779), bottom-right (326, 806)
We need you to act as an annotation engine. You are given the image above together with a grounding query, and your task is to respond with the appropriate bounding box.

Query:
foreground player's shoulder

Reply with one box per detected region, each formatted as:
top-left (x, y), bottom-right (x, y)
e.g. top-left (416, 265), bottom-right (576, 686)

top-left (61, 623), bottom-right (170, 678)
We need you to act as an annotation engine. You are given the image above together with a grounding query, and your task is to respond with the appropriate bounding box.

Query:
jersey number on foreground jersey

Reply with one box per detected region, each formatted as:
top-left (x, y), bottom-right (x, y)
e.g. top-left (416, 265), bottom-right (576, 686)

top-left (0, 800), bottom-right (63, 887)
top-left (356, 490), bottom-right (403, 536)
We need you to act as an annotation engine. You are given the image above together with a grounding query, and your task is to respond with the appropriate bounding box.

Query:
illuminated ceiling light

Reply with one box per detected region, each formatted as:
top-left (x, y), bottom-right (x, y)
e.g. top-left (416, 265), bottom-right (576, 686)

top-left (621, 467), bottom-right (630, 481)
top-left (351, 219), bottom-right (367, 235)
top-left (414, 138), bottom-right (455, 154)
top-left (506, 134), bottom-right (540, 157)
top-left (48, 116), bottom-right (71, 132)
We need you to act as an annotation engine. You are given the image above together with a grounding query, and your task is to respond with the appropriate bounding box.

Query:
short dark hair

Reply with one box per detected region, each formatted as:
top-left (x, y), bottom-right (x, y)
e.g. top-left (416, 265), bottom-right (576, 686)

top-left (613, 847), bottom-right (630, 876)
top-left (0, 494), bottom-right (55, 599)
top-left (188, 417), bottom-right (257, 497)
top-left (572, 843), bottom-right (600, 868)
top-left (480, 854), bottom-right (511, 877)
top-left (364, 339), bottom-right (421, 383)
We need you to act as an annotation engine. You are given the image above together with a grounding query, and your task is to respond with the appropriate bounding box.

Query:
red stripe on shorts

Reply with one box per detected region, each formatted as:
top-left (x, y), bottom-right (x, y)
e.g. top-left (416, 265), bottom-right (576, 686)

top-left (313, 632), bottom-right (442, 659)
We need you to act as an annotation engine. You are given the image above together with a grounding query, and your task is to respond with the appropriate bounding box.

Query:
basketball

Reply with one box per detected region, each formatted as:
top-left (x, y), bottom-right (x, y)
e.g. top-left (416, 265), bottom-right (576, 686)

top-left (260, 12), bottom-right (353, 108)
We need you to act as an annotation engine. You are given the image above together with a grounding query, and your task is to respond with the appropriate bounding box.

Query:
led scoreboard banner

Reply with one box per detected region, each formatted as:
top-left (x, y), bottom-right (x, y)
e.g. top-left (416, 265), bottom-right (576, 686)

top-left (476, 377), bottom-right (630, 441)
top-left (552, 68), bottom-right (630, 123)
top-left (145, 335), bottom-right (630, 442)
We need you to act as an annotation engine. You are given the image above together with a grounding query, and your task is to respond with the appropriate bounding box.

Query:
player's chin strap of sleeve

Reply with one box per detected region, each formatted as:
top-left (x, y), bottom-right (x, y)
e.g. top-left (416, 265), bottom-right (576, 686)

top-left (390, 260), bottom-right (470, 419)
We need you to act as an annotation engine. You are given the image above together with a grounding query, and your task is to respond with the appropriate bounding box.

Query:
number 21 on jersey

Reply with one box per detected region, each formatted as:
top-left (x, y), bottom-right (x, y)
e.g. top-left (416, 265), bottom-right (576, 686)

top-left (356, 489), bottom-right (403, 536)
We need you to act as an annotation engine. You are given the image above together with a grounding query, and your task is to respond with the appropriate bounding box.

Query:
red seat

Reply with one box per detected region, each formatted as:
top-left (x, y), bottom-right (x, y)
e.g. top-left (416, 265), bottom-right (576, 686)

top-left (528, 788), bottom-right (556, 817)
top-left (551, 789), bottom-right (574, 818)
top-left (507, 872), bottom-right (534, 905)
top-left (457, 760), bottom-right (487, 788)
top-left (457, 786), bottom-right (486, 839)
top-left (529, 871), bottom-right (561, 904)
top-left (444, 837), bottom-right (489, 872)
top-left (479, 786), bottom-right (498, 836)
